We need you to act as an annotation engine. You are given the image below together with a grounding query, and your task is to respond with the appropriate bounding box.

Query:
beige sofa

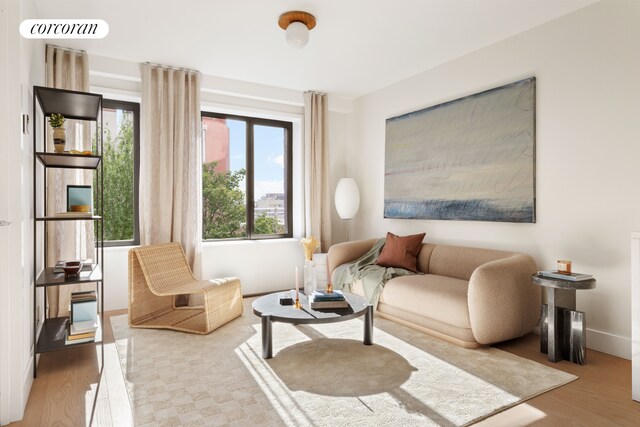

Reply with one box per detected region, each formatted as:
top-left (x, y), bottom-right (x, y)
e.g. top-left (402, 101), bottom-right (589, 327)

top-left (328, 238), bottom-right (540, 348)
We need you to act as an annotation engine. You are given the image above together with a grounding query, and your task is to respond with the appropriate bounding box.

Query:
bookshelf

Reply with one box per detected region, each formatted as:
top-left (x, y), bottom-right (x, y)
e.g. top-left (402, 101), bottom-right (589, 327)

top-left (32, 86), bottom-right (104, 377)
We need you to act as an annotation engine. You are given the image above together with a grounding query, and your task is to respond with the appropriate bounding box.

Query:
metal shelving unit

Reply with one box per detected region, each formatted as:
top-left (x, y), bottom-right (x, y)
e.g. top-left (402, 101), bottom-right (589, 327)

top-left (32, 85), bottom-right (104, 377)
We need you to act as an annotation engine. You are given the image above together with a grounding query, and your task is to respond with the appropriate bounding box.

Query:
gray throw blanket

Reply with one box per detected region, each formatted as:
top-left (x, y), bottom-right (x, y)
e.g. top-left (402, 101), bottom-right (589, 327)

top-left (332, 238), bottom-right (417, 309)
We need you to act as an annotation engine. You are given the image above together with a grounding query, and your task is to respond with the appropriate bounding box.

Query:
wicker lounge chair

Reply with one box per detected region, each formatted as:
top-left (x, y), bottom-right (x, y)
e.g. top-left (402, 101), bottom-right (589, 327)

top-left (128, 242), bottom-right (243, 334)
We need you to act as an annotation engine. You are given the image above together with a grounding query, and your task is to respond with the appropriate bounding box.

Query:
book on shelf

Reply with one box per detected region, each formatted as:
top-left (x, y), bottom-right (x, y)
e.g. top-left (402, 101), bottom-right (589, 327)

top-left (70, 319), bottom-right (98, 335)
top-left (71, 298), bottom-right (97, 325)
top-left (71, 290), bottom-right (97, 300)
top-left (311, 290), bottom-right (345, 301)
top-left (53, 260), bottom-right (94, 273)
top-left (66, 329), bottom-right (96, 341)
top-left (65, 329), bottom-right (96, 345)
top-left (538, 270), bottom-right (593, 281)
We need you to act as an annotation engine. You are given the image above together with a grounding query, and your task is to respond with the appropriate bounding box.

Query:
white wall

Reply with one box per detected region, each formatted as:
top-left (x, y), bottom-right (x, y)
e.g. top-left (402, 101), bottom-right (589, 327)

top-left (0, 0), bottom-right (43, 424)
top-left (348, 0), bottom-right (640, 359)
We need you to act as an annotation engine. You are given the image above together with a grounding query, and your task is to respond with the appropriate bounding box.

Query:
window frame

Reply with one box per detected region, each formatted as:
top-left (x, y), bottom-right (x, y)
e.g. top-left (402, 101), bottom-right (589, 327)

top-left (201, 111), bottom-right (293, 241)
top-left (101, 98), bottom-right (141, 247)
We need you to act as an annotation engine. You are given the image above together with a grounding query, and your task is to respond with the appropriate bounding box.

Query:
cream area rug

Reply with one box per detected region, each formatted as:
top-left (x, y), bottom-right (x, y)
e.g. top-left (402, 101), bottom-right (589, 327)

top-left (111, 298), bottom-right (576, 426)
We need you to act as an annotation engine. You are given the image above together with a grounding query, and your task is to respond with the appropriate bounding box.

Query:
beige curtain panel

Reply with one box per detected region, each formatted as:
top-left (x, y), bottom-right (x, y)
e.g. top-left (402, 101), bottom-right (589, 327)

top-left (45, 45), bottom-right (94, 317)
top-left (304, 91), bottom-right (332, 252)
top-left (139, 63), bottom-right (202, 284)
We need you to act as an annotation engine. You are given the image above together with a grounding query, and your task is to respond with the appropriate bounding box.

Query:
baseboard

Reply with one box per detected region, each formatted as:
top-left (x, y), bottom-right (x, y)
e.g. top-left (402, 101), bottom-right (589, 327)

top-left (21, 354), bottom-right (33, 416)
top-left (586, 328), bottom-right (631, 360)
top-left (532, 323), bottom-right (629, 360)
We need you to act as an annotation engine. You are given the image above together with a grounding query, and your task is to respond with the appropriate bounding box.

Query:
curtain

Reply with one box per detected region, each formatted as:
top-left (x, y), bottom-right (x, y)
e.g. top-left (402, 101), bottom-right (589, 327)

top-left (139, 63), bottom-right (202, 284)
top-left (304, 91), bottom-right (332, 252)
top-left (45, 45), bottom-right (93, 317)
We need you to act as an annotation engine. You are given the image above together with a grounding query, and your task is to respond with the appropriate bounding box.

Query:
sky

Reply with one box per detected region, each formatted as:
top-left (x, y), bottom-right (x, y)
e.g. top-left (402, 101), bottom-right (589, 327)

top-left (227, 119), bottom-right (286, 200)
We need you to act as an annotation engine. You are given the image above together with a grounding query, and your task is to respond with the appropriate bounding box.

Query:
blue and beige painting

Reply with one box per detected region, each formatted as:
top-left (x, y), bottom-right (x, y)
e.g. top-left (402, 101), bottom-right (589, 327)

top-left (384, 78), bottom-right (536, 223)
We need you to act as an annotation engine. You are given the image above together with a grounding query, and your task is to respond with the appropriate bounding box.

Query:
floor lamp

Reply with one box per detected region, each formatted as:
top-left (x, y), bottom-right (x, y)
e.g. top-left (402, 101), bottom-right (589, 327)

top-left (335, 178), bottom-right (360, 240)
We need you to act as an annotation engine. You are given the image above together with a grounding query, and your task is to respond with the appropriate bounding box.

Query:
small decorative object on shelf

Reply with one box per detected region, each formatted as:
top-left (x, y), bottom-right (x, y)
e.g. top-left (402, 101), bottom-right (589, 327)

top-left (53, 259), bottom-right (93, 274)
top-left (62, 261), bottom-right (82, 278)
top-left (48, 113), bottom-right (66, 153)
top-left (66, 184), bottom-right (92, 213)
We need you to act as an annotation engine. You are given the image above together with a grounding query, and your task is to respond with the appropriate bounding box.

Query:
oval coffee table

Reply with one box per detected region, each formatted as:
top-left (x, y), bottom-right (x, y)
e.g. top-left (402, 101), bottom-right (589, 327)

top-left (252, 291), bottom-right (373, 359)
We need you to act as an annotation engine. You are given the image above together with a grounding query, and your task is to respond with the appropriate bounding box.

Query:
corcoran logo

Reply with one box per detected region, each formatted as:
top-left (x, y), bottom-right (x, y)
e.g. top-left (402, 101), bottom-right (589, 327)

top-left (19, 19), bottom-right (109, 39)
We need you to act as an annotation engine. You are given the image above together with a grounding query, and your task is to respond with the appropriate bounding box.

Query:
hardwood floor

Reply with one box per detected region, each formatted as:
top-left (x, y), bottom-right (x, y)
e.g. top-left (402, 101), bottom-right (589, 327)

top-left (10, 309), bottom-right (131, 427)
top-left (9, 308), bottom-right (640, 426)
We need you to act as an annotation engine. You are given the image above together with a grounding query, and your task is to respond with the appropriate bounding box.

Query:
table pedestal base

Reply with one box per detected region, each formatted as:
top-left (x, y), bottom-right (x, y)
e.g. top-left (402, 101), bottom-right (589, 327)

top-left (540, 304), bottom-right (587, 365)
top-left (260, 304), bottom-right (374, 359)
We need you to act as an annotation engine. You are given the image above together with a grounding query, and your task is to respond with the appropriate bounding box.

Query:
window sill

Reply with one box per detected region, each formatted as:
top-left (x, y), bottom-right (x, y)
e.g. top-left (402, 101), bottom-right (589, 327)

top-left (202, 237), bottom-right (299, 248)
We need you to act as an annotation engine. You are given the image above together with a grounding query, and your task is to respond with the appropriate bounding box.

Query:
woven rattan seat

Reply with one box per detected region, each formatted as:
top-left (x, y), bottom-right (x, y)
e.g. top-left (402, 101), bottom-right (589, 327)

top-left (128, 242), bottom-right (243, 334)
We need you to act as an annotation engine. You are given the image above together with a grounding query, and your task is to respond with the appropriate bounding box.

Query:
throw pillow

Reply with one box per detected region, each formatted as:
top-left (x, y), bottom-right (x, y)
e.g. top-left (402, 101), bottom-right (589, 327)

top-left (375, 232), bottom-right (426, 273)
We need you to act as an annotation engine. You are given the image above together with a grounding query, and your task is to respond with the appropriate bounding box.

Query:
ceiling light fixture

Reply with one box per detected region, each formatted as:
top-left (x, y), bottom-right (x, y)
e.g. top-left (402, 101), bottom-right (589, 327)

top-left (278, 11), bottom-right (316, 49)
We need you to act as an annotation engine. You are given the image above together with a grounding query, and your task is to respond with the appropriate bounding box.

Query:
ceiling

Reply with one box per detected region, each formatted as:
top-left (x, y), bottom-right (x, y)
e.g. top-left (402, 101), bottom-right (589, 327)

top-left (34, 0), bottom-right (595, 98)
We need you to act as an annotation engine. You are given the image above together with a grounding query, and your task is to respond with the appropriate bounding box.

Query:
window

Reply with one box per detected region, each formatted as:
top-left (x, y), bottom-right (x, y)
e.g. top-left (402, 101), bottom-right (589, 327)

top-left (95, 99), bottom-right (140, 246)
top-left (201, 112), bottom-right (292, 240)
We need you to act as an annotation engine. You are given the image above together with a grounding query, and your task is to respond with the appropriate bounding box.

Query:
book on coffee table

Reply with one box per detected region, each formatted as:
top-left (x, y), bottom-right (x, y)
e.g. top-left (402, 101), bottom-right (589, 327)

top-left (311, 290), bottom-right (346, 301)
top-left (309, 294), bottom-right (349, 309)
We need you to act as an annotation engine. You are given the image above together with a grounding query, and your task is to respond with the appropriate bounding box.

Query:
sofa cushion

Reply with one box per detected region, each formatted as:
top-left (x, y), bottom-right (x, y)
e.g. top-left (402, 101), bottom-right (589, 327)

top-left (377, 303), bottom-right (477, 344)
top-left (376, 232), bottom-right (425, 272)
top-left (379, 274), bottom-right (471, 329)
top-left (428, 244), bottom-right (515, 281)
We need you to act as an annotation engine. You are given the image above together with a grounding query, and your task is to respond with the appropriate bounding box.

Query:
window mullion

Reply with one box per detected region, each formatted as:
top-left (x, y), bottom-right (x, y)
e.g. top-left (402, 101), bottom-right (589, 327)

top-left (246, 120), bottom-right (254, 239)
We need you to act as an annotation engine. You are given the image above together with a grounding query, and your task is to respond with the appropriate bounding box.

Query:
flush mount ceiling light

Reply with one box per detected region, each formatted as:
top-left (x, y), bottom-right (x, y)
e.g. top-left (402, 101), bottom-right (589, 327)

top-left (278, 11), bottom-right (316, 49)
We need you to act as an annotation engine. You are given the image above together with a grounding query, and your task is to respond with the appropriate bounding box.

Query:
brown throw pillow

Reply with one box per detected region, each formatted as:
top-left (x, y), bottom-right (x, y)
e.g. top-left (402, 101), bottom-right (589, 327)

top-left (376, 232), bottom-right (426, 273)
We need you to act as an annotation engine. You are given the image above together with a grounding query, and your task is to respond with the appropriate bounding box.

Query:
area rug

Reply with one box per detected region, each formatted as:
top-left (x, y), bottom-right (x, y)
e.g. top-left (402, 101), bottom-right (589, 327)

top-left (111, 298), bottom-right (577, 426)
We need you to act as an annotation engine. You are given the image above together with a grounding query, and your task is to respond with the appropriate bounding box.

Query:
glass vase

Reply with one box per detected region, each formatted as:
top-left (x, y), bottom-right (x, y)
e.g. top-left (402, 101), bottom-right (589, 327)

top-left (303, 259), bottom-right (317, 296)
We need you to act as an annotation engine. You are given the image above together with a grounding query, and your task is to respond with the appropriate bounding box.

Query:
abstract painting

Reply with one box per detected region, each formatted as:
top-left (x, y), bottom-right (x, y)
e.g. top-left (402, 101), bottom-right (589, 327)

top-left (384, 77), bottom-right (536, 222)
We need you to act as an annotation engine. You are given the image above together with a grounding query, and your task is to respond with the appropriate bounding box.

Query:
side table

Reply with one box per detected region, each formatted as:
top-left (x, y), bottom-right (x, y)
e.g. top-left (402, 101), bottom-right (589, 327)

top-left (532, 274), bottom-right (596, 365)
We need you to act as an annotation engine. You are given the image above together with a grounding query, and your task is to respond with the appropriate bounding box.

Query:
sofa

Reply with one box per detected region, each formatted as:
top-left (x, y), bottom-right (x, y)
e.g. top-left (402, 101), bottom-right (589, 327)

top-left (328, 238), bottom-right (540, 348)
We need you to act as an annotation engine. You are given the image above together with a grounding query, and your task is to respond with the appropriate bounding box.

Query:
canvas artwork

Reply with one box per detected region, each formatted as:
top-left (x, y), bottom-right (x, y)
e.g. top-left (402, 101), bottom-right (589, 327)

top-left (66, 185), bottom-right (93, 213)
top-left (384, 77), bottom-right (536, 223)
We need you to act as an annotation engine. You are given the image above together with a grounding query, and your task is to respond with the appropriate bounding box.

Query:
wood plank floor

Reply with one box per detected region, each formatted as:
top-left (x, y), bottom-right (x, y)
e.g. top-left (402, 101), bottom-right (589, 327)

top-left (9, 307), bottom-right (640, 426)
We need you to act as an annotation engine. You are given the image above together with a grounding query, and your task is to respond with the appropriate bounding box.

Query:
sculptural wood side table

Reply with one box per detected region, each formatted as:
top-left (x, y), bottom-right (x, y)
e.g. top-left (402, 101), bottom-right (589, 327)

top-left (532, 274), bottom-right (596, 365)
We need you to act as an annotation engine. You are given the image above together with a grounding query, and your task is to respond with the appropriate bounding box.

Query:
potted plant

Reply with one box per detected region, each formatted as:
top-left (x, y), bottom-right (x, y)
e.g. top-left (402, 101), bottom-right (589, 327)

top-left (49, 113), bottom-right (66, 153)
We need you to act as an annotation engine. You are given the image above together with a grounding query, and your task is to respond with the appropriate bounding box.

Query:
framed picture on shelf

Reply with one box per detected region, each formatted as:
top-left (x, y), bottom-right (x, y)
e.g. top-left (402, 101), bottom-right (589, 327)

top-left (66, 185), bottom-right (92, 213)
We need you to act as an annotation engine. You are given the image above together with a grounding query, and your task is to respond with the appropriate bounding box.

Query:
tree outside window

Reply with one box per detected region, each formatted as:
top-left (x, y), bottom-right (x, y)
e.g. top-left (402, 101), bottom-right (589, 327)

top-left (201, 113), bottom-right (292, 240)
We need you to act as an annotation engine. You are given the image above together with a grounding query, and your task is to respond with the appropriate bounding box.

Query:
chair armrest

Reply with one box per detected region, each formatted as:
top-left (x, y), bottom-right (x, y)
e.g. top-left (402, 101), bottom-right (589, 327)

top-left (467, 254), bottom-right (540, 344)
top-left (327, 238), bottom-right (378, 275)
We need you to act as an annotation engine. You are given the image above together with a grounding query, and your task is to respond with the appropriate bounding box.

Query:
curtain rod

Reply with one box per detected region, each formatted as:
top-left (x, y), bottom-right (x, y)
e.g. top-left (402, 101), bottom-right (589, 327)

top-left (304, 90), bottom-right (327, 96)
top-left (46, 44), bottom-right (86, 54)
top-left (143, 62), bottom-right (199, 74)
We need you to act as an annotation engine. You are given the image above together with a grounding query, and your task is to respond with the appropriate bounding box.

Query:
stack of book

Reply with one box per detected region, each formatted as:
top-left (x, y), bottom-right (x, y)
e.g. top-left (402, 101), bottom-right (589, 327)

top-left (538, 270), bottom-right (593, 281)
top-left (66, 290), bottom-right (98, 345)
top-left (309, 290), bottom-right (349, 309)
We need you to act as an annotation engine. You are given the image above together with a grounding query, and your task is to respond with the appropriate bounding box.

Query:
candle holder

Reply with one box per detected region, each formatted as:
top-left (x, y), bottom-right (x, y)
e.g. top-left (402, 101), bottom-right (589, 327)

top-left (557, 259), bottom-right (572, 274)
top-left (294, 297), bottom-right (301, 309)
top-left (326, 283), bottom-right (333, 293)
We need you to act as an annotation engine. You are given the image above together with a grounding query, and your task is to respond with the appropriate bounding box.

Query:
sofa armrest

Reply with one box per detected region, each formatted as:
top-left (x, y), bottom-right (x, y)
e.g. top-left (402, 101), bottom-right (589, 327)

top-left (327, 238), bottom-right (378, 275)
top-left (467, 254), bottom-right (540, 345)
